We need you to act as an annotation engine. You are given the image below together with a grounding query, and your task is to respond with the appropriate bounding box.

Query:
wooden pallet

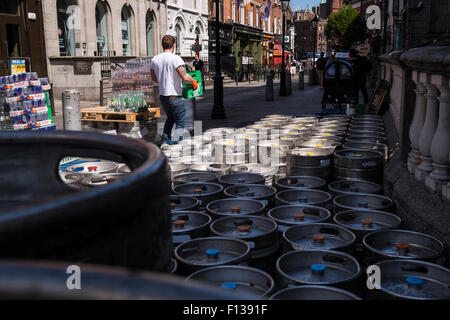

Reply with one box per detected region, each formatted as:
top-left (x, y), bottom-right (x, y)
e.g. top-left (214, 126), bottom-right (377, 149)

top-left (81, 106), bottom-right (160, 123)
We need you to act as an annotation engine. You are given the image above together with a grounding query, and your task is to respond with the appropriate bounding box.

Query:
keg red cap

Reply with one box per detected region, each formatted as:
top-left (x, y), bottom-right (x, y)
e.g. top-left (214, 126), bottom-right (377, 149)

top-left (238, 225), bottom-right (251, 232)
top-left (313, 234), bottom-right (325, 241)
top-left (396, 242), bottom-right (411, 249)
top-left (231, 206), bottom-right (241, 213)
top-left (294, 213), bottom-right (305, 220)
top-left (173, 220), bottom-right (185, 227)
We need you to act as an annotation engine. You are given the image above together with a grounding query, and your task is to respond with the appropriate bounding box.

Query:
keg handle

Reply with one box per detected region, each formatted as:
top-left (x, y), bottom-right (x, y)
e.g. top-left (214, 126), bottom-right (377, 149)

top-left (400, 264), bottom-right (428, 274)
top-left (302, 207), bottom-right (320, 216)
top-left (321, 254), bottom-right (346, 265)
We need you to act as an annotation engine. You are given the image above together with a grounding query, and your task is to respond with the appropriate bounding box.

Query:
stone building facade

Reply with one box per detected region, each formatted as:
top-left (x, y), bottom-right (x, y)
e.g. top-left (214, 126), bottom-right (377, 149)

top-left (208, 0), bottom-right (292, 76)
top-left (42, 0), bottom-right (168, 101)
top-left (166, 0), bottom-right (209, 59)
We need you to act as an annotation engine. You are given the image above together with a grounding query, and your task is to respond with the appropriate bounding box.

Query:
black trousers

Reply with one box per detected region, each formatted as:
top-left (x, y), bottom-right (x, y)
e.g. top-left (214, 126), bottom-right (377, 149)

top-left (355, 76), bottom-right (369, 104)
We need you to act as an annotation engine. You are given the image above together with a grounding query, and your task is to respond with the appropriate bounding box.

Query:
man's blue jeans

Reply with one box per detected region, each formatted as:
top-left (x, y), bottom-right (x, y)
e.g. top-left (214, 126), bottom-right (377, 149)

top-left (160, 96), bottom-right (186, 144)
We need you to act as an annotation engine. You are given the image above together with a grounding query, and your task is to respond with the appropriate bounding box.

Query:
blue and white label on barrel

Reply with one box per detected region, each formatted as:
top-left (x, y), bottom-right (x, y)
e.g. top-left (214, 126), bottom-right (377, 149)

top-left (362, 160), bottom-right (377, 168)
top-left (320, 159), bottom-right (331, 167)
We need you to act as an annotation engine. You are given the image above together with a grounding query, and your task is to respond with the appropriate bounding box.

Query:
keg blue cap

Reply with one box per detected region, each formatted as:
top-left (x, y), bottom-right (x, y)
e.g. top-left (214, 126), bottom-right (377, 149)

top-left (221, 282), bottom-right (237, 290)
top-left (206, 249), bottom-right (220, 257)
top-left (406, 276), bottom-right (423, 286)
top-left (72, 167), bottom-right (83, 172)
top-left (311, 264), bottom-right (326, 272)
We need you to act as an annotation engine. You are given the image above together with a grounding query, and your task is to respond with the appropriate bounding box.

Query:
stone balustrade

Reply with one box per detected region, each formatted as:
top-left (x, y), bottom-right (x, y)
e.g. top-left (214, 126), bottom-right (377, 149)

top-left (379, 44), bottom-right (450, 201)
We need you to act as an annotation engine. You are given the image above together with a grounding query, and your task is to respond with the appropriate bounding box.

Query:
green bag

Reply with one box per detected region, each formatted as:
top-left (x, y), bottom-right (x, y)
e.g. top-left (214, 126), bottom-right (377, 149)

top-left (182, 70), bottom-right (203, 99)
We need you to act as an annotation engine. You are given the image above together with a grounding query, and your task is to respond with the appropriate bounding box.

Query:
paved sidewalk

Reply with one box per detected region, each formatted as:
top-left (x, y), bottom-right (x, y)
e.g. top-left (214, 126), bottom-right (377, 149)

top-left (53, 75), bottom-right (325, 132)
top-left (192, 77), bottom-right (323, 131)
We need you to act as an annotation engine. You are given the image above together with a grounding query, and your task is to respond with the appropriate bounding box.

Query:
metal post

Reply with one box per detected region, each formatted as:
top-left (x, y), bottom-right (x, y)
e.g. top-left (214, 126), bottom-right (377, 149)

top-left (298, 71), bottom-right (304, 90)
top-left (312, 18), bottom-right (317, 86)
top-left (62, 89), bottom-right (81, 131)
top-left (279, 13), bottom-right (287, 96)
top-left (266, 70), bottom-right (274, 101)
top-left (211, 0), bottom-right (226, 119)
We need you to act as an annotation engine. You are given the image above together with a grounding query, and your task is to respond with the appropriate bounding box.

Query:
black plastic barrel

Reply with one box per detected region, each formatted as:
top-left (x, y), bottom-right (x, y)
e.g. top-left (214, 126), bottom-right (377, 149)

top-left (0, 261), bottom-right (258, 299)
top-left (0, 131), bottom-right (172, 272)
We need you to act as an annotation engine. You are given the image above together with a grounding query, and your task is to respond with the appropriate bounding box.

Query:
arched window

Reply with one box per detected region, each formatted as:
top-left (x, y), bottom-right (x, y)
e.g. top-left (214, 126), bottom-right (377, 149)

top-left (174, 18), bottom-right (184, 55)
top-left (175, 24), bottom-right (182, 55)
top-left (121, 5), bottom-right (134, 56)
top-left (146, 11), bottom-right (154, 57)
top-left (96, 1), bottom-right (109, 56)
top-left (57, 0), bottom-right (78, 56)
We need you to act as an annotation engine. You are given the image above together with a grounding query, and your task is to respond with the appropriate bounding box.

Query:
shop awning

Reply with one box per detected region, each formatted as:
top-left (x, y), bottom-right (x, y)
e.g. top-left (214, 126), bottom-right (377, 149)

top-left (234, 28), bottom-right (263, 38)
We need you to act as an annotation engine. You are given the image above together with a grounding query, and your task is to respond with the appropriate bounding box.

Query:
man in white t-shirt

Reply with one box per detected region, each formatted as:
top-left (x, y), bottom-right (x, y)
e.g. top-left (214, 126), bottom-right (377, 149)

top-left (150, 35), bottom-right (198, 145)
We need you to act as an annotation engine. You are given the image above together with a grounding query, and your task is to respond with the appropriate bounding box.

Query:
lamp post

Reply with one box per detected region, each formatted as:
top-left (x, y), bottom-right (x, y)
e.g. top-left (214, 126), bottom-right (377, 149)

top-left (311, 14), bottom-right (319, 86)
top-left (278, 0), bottom-right (290, 96)
top-left (211, 0), bottom-right (226, 119)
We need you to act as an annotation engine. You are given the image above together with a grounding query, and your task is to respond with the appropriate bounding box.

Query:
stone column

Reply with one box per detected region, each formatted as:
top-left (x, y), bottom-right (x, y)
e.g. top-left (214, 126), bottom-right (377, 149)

top-left (415, 74), bottom-right (440, 182)
top-left (444, 151), bottom-right (450, 202)
top-left (407, 70), bottom-right (427, 173)
top-left (426, 76), bottom-right (450, 191)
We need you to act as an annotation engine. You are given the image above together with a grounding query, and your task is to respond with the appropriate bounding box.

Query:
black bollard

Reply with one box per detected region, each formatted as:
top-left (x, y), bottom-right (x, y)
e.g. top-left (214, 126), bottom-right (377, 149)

top-left (265, 71), bottom-right (274, 101)
top-left (286, 72), bottom-right (292, 95)
top-left (298, 71), bottom-right (304, 90)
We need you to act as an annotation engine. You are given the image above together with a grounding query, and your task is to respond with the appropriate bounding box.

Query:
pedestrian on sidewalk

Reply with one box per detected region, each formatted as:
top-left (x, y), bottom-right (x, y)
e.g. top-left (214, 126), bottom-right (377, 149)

top-left (316, 52), bottom-right (327, 88)
top-left (348, 49), bottom-right (370, 104)
top-left (150, 35), bottom-right (198, 145)
top-left (193, 53), bottom-right (206, 91)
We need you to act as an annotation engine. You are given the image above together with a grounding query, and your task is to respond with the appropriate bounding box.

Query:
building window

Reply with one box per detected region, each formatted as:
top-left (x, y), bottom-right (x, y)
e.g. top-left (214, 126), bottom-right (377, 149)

top-left (121, 5), bottom-right (133, 56)
top-left (194, 0), bottom-right (197, 10)
top-left (175, 19), bottom-right (182, 55)
top-left (57, 0), bottom-right (78, 57)
top-left (96, 1), bottom-right (109, 56)
top-left (0, 0), bottom-right (20, 15)
top-left (256, 11), bottom-right (259, 27)
top-left (249, 8), bottom-right (253, 26)
top-left (146, 10), bottom-right (154, 57)
top-left (239, 4), bottom-right (244, 24)
top-left (232, 1), bottom-right (235, 21)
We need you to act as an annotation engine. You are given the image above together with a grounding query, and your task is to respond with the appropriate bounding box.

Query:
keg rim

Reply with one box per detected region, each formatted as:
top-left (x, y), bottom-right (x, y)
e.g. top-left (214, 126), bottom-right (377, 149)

top-left (275, 189), bottom-right (332, 206)
top-left (362, 229), bottom-right (445, 260)
top-left (206, 198), bottom-right (267, 216)
top-left (274, 175), bottom-right (327, 190)
top-left (275, 249), bottom-right (362, 286)
top-left (269, 285), bottom-right (362, 300)
top-left (224, 184), bottom-right (278, 199)
top-left (333, 193), bottom-right (393, 211)
top-left (170, 195), bottom-right (201, 211)
top-left (373, 259), bottom-right (450, 300)
top-left (174, 236), bottom-right (251, 267)
top-left (267, 204), bottom-right (332, 226)
top-left (171, 211), bottom-right (212, 235)
top-left (282, 222), bottom-right (357, 251)
top-left (210, 215), bottom-right (278, 240)
top-left (333, 209), bottom-right (402, 233)
top-left (185, 265), bottom-right (276, 298)
top-left (173, 182), bottom-right (224, 196)
top-left (328, 179), bottom-right (382, 196)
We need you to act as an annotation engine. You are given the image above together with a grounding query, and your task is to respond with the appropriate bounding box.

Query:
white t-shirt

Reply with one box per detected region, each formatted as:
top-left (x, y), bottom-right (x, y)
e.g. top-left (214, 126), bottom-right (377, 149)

top-left (150, 52), bottom-right (185, 96)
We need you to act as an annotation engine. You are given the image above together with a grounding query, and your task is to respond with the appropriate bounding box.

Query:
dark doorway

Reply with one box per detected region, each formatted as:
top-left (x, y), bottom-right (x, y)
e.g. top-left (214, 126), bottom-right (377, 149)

top-left (0, 0), bottom-right (47, 77)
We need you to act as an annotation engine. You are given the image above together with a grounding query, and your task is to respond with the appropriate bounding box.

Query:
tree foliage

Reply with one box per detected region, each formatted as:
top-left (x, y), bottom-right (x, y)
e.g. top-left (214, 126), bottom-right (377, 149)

top-left (325, 5), bottom-right (367, 50)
